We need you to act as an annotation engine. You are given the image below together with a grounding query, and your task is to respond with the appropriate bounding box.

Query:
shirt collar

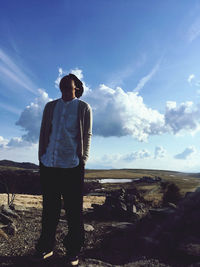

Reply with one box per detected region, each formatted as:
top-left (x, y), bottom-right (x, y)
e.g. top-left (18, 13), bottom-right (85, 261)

top-left (60, 97), bottom-right (77, 105)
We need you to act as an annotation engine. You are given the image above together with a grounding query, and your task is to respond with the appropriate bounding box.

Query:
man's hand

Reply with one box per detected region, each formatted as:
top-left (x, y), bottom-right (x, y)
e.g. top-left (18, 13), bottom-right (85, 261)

top-left (80, 157), bottom-right (86, 167)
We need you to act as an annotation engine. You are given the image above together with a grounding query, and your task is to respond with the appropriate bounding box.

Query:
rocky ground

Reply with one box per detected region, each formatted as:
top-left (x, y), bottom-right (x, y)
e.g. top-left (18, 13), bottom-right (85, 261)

top-left (0, 183), bottom-right (200, 266)
top-left (0, 204), bottom-right (172, 267)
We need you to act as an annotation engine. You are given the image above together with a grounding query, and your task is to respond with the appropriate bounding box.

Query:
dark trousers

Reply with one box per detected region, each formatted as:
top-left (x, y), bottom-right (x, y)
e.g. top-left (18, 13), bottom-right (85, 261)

top-left (35, 160), bottom-right (85, 255)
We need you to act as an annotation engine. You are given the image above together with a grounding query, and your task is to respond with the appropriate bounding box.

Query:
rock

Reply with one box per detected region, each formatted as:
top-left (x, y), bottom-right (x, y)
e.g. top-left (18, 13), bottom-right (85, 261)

top-left (9, 204), bottom-right (15, 210)
top-left (140, 176), bottom-right (161, 183)
top-left (136, 202), bottom-right (146, 211)
top-left (87, 192), bottom-right (106, 196)
top-left (119, 201), bottom-right (127, 212)
top-left (0, 222), bottom-right (8, 229)
top-left (2, 222), bottom-right (17, 236)
top-left (90, 188), bottom-right (147, 221)
top-left (1, 204), bottom-right (20, 218)
top-left (178, 241), bottom-right (200, 257)
top-left (0, 229), bottom-right (8, 240)
top-left (149, 207), bottom-right (176, 217)
top-left (0, 212), bottom-right (13, 224)
top-left (185, 192), bottom-right (193, 198)
top-left (59, 219), bottom-right (66, 223)
top-left (132, 204), bottom-right (137, 213)
top-left (138, 236), bottom-right (160, 256)
top-left (13, 205), bottom-right (29, 212)
top-left (167, 202), bottom-right (177, 209)
top-left (111, 222), bottom-right (135, 230)
top-left (84, 224), bottom-right (94, 232)
top-left (178, 189), bottom-right (200, 213)
top-left (195, 187), bottom-right (200, 193)
top-left (81, 258), bottom-right (114, 266)
top-left (11, 223), bottom-right (17, 235)
top-left (140, 236), bottom-right (160, 246)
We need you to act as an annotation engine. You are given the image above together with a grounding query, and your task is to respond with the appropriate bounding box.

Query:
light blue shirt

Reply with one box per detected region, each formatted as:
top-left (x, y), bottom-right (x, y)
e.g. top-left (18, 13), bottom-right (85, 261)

top-left (40, 97), bottom-right (80, 168)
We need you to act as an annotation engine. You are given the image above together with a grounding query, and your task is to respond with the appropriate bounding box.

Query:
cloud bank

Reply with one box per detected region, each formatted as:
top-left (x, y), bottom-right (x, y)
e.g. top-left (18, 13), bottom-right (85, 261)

top-left (174, 146), bottom-right (197, 159)
top-left (2, 68), bottom-right (200, 152)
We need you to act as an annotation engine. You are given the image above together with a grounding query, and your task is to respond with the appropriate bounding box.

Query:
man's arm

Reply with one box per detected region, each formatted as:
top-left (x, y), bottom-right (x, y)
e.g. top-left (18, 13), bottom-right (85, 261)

top-left (38, 103), bottom-right (49, 162)
top-left (82, 105), bottom-right (93, 165)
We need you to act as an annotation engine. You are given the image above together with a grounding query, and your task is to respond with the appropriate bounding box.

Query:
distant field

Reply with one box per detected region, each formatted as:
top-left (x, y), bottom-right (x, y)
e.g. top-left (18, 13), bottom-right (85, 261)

top-left (83, 168), bottom-right (200, 198)
top-left (0, 193), bottom-right (105, 210)
top-left (1, 166), bottom-right (200, 193)
top-left (0, 167), bottom-right (200, 208)
top-left (85, 169), bottom-right (200, 187)
top-left (0, 166), bottom-right (26, 171)
top-left (85, 168), bottom-right (199, 179)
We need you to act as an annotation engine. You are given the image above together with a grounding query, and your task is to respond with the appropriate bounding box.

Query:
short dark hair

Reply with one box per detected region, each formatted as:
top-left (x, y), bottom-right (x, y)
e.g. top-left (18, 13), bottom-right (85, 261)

top-left (59, 73), bottom-right (84, 98)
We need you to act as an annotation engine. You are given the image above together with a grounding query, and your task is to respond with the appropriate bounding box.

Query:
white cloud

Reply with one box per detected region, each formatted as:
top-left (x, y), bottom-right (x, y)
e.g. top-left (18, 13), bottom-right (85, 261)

top-left (195, 81), bottom-right (200, 87)
top-left (187, 74), bottom-right (200, 89)
top-left (174, 146), bottom-right (197, 159)
top-left (154, 146), bottom-right (167, 159)
top-left (106, 53), bottom-right (146, 88)
top-left (7, 137), bottom-right (30, 147)
top-left (0, 102), bottom-right (21, 115)
top-left (0, 142), bottom-right (38, 164)
top-left (0, 48), bottom-right (37, 94)
top-left (187, 17), bottom-right (200, 43)
top-left (54, 67), bottom-right (64, 89)
top-left (87, 83), bottom-right (200, 141)
top-left (133, 60), bottom-right (160, 93)
top-left (0, 136), bottom-right (9, 148)
top-left (187, 74), bottom-right (195, 84)
top-left (4, 67), bottom-right (200, 152)
top-left (100, 153), bottom-right (122, 163)
top-left (165, 101), bottom-right (200, 136)
top-left (121, 149), bottom-right (151, 162)
top-left (92, 149), bottom-right (151, 166)
top-left (88, 84), bottom-right (166, 142)
top-left (12, 88), bottom-right (52, 145)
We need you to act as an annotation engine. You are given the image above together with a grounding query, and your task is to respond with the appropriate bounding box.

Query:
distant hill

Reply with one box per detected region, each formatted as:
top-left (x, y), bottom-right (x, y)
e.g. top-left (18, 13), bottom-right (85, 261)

top-left (0, 160), bottom-right (39, 170)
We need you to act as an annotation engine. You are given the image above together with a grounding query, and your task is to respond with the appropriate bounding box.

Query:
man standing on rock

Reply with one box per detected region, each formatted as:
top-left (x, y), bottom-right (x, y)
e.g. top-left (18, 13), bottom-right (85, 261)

top-left (32, 73), bottom-right (93, 266)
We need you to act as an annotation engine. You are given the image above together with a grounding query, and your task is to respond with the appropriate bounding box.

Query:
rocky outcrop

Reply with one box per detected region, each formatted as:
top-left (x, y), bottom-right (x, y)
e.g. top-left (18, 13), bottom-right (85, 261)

top-left (133, 186), bottom-right (200, 262)
top-left (86, 188), bottom-right (150, 222)
top-left (1, 186), bottom-right (200, 266)
top-left (0, 204), bottom-right (19, 239)
top-left (134, 176), bottom-right (162, 183)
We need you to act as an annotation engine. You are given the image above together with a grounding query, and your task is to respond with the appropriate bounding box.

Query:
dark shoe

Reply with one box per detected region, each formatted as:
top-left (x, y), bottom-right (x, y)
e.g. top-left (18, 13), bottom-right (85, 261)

top-left (29, 249), bottom-right (54, 262)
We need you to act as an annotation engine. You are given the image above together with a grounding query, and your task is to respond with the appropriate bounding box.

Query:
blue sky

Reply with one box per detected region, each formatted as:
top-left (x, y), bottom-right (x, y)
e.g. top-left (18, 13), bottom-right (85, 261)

top-left (1, 0), bottom-right (200, 171)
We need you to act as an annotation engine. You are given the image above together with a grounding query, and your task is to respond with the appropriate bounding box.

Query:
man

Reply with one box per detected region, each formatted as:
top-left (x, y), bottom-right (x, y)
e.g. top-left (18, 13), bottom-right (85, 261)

top-left (31, 73), bottom-right (93, 266)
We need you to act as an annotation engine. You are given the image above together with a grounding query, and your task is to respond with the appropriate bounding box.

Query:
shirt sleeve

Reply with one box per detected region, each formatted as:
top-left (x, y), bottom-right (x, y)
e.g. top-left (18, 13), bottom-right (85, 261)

top-left (82, 105), bottom-right (93, 164)
top-left (38, 103), bottom-right (49, 162)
